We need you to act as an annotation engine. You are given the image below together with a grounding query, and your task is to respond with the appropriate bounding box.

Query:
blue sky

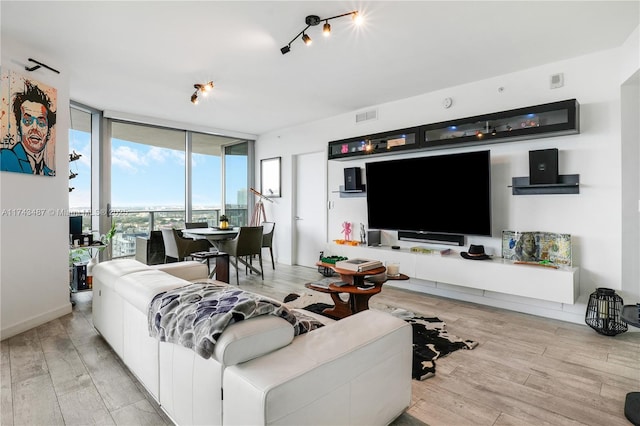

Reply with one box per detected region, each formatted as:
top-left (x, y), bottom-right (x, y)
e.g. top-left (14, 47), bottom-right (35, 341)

top-left (68, 129), bottom-right (246, 209)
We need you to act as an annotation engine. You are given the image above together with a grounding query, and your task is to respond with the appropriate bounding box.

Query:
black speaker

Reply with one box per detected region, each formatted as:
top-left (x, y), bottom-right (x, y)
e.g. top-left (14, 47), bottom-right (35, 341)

top-left (529, 148), bottom-right (558, 185)
top-left (398, 231), bottom-right (464, 246)
top-left (344, 167), bottom-right (362, 191)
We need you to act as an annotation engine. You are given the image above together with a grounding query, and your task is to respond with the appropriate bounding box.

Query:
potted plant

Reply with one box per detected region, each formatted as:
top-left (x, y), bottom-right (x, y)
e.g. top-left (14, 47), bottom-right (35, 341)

top-left (219, 214), bottom-right (229, 229)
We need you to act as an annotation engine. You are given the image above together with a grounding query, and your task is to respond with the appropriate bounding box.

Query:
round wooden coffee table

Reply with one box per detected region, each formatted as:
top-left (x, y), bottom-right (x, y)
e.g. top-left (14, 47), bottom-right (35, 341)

top-left (305, 262), bottom-right (388, 319)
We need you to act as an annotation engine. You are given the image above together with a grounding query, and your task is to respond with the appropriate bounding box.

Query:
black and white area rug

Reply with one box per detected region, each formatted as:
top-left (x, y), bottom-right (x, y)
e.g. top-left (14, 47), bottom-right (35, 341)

top-left (284, 293), bottom-right (478, 381)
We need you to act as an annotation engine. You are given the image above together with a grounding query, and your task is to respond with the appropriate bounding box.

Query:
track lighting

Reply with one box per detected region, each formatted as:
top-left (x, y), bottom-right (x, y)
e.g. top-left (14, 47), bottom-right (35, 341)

top-left (280, 10), bottom-right (360, 55)
top-left (190, 81), bottom-right (214, 104)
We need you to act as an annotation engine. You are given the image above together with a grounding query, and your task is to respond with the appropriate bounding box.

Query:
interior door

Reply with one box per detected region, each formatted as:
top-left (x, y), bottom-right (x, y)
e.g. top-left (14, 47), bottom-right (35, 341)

top-left (294, 151), bottom-right (326, 267)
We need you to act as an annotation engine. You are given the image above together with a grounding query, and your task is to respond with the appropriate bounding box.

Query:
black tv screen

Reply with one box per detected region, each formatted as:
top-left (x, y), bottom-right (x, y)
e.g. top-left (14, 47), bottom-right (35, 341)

top-left (69, 215), bottom-right (83, 235)
top-left (365, 150), bottom-right (491, 236)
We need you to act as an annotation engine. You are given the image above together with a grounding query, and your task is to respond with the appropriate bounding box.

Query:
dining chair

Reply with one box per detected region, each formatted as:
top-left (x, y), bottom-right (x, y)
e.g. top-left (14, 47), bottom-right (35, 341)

top-left (185, 222), bottom-right (209, 229)
top-left (217, 226), bottom-right (264, 285)
top-left (261, 222), bottom-right (276, 269)
top-left (160, 228), bottom-right (211, 263)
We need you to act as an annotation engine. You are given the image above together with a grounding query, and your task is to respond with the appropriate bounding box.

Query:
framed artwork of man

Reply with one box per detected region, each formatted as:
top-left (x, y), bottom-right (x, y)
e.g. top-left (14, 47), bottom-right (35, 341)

top-left (1, 70), bottom-right (57, 176)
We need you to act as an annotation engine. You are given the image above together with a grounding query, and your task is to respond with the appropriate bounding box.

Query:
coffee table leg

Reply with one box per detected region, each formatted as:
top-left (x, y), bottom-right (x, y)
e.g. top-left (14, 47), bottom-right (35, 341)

top-left (322, 293), bottom-right (353, 319)
top-left (352, 293), bottom-right (374, 313)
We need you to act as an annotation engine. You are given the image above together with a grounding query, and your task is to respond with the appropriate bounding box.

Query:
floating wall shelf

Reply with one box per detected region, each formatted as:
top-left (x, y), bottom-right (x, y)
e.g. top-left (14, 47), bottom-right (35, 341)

top-left (328, 99), bottom-right (579, 160)
top-left (332, 185), bottom-right (366, 198)
top-left (510, 174), bottom-right (580, 195)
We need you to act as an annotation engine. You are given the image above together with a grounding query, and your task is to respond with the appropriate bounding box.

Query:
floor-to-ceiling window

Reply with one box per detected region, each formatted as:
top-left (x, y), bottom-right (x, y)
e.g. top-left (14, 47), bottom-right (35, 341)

top-left (110, 122), bottom-right (186, 258)
top-left (192, 132), bottom-right (223, 225)
top-left (68, 106), bottom-right (93, 231)
top-left (106, 119), bottom-right (252, 258)
top-left (224, 142), bottom-right (250, 226)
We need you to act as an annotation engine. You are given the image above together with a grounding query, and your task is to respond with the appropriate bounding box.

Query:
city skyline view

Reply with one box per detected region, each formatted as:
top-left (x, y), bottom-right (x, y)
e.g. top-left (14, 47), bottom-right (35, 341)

top-left (69, 129), bottom-right (248, 210)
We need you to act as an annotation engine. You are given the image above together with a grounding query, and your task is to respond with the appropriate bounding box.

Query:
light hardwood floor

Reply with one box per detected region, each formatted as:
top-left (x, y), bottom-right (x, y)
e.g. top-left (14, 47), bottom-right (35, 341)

top-left (1, 262), bottom-right (638, 425)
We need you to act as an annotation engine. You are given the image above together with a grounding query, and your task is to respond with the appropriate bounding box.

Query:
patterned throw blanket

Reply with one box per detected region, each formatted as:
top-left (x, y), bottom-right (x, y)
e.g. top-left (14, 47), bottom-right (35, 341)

top-left (148, 282), bottom-right (324, 359)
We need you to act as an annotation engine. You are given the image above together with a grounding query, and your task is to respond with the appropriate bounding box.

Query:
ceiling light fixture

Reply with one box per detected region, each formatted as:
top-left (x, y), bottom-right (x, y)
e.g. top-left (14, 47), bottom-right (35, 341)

top-left (190, 81), bottom-right (214, 105)
top-left (280, 10), bottom-right (360, 55)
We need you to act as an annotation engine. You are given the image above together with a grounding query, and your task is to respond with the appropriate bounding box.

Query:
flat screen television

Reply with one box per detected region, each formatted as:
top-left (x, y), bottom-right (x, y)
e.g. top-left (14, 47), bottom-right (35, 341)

top-left (365, 150), bottom-right (491, 238)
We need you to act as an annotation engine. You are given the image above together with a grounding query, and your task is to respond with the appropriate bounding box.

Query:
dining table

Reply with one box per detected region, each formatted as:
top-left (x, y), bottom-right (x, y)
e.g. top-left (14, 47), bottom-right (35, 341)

top-left (182, 227), bottom-right (239, 249)
top-left (181, 227), bottom-right (263, 277)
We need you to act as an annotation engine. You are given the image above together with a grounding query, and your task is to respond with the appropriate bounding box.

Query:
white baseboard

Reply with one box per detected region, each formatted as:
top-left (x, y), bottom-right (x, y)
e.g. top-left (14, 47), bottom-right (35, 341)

top-left (0, 303), bottom-right (73, 340)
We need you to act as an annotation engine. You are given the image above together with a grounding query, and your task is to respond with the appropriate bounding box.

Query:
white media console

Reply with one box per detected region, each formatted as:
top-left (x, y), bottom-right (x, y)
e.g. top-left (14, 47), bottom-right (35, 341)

top-left (329, 243), bottom-right (579, 305)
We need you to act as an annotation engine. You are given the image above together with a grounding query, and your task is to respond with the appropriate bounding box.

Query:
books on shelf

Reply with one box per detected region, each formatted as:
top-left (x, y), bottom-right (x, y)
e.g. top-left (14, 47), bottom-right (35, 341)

top-left (308, 277), bottom-right (348, 289)
top-left (334, 258), bottom-right (383, 272)
top-left (410, 246), bottom-right (452, 255)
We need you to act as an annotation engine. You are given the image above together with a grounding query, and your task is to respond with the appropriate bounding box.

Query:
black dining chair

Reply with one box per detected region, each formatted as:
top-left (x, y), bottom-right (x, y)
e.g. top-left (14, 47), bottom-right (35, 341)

top-left (261, 222), bottom-right (276, 269)
top-left (217, 226), bottom-right (264, 285)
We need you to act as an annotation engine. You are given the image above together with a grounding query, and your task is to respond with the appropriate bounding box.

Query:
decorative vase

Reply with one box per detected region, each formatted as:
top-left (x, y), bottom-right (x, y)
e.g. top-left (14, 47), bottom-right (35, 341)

top-left (219, 220), bottom-right (229, 229)
top-left (87, 257), bottom-right (97, 289)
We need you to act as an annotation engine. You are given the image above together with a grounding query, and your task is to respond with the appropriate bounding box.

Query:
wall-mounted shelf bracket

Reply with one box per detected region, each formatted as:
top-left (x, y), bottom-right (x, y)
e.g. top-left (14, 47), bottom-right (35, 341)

top-left (510, 174), bottom-right (580, 195)
top-left (332, 185), bottom-right (366, 198)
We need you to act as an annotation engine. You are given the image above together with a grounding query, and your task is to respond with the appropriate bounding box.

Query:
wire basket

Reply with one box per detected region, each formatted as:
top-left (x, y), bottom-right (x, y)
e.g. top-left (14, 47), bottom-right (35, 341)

top-left (317, 252), bottom-right (346, 277)
top-left (585, 288), bottom-right (628, 336)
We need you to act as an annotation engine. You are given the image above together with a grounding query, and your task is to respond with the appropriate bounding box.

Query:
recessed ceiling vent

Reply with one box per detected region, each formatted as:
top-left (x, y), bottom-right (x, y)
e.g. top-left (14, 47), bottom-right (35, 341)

top-left (355, 109), bottom-right (378, 123)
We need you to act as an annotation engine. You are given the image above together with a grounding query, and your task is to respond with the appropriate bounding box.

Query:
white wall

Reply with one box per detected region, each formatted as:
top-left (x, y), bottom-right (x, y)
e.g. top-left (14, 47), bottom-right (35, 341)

top-left (1, 40), bottom-right (72, 339)
top-left (620, 26), bottom-right (640, 301)
top-left (257, 40), bottom-right (640, 322)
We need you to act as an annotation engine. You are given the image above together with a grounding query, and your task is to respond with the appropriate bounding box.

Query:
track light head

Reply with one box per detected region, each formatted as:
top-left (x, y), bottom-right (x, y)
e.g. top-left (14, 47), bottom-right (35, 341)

top-left (280, 45), bottom-right (291, 55)
top-left (352, 11), bottom-right (362, 25)
top-left (191, 92), bottom-right (199, 104)
top-left (323, 21), bottom-right (331, 36)
top-left (302, 33), bottom-right (312, 45)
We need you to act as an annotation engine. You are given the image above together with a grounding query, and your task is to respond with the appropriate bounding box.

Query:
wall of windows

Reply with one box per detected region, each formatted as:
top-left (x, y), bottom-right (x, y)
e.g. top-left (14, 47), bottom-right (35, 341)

top-left (69, 104), bottom-right (253, 259)
top-left (109, 121), bottom-right (252, 258)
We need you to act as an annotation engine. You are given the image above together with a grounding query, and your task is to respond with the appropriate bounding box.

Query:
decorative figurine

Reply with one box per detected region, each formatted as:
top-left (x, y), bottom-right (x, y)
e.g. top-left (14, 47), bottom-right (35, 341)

top-left (342, 221), bottom-right (352, 241)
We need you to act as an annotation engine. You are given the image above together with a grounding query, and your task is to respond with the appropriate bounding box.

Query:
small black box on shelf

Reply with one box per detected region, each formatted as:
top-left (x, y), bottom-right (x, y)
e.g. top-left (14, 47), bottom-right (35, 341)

top-left (344, 167), bottom-right (363, 191)
top-left (529, 148), bottom-right (558, 185)
top-left (70, 233), bottom-right (93, 247)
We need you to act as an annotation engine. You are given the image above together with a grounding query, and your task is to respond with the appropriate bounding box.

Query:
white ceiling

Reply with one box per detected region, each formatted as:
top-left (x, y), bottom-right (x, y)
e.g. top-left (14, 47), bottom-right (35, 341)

top-left (2, 1), bottom-right (638, 139)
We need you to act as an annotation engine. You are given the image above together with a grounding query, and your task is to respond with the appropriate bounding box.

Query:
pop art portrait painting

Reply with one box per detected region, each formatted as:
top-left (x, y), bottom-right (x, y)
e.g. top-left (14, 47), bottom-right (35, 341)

top-left (1, 70), bottom-right (57, 176)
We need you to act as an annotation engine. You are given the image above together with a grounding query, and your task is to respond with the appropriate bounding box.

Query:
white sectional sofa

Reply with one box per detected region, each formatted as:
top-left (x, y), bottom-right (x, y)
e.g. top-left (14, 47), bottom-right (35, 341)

top-left (92, 259), bottom-right (412, 425)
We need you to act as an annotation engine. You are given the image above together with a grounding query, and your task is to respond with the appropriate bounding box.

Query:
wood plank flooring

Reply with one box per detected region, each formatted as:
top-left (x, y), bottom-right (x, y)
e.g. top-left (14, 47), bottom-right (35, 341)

top-left (1, 263), bottom-right (638, 425)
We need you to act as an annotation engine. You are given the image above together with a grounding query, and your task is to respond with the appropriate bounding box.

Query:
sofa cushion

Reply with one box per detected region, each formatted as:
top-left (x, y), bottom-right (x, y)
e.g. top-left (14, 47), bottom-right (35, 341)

top-left (115, 269), bottom-right (191, 313)
top-left (213, 316), bottom-right (294, 366)
top-left (291, 308), bottom-right (336, 326)
top-left (151, 261), bottom-right (208, 281)
top-left (92, 259), bottom-right (151, 289)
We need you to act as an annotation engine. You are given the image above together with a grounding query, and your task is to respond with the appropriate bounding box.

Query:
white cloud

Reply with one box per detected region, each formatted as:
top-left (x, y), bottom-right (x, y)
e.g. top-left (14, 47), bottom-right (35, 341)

top-left (112, 145), bottom-right (148, 171)
top-left (147, 146), bottom-right (170, 163)
top-left (170, 149), bottom-right (185, 166)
